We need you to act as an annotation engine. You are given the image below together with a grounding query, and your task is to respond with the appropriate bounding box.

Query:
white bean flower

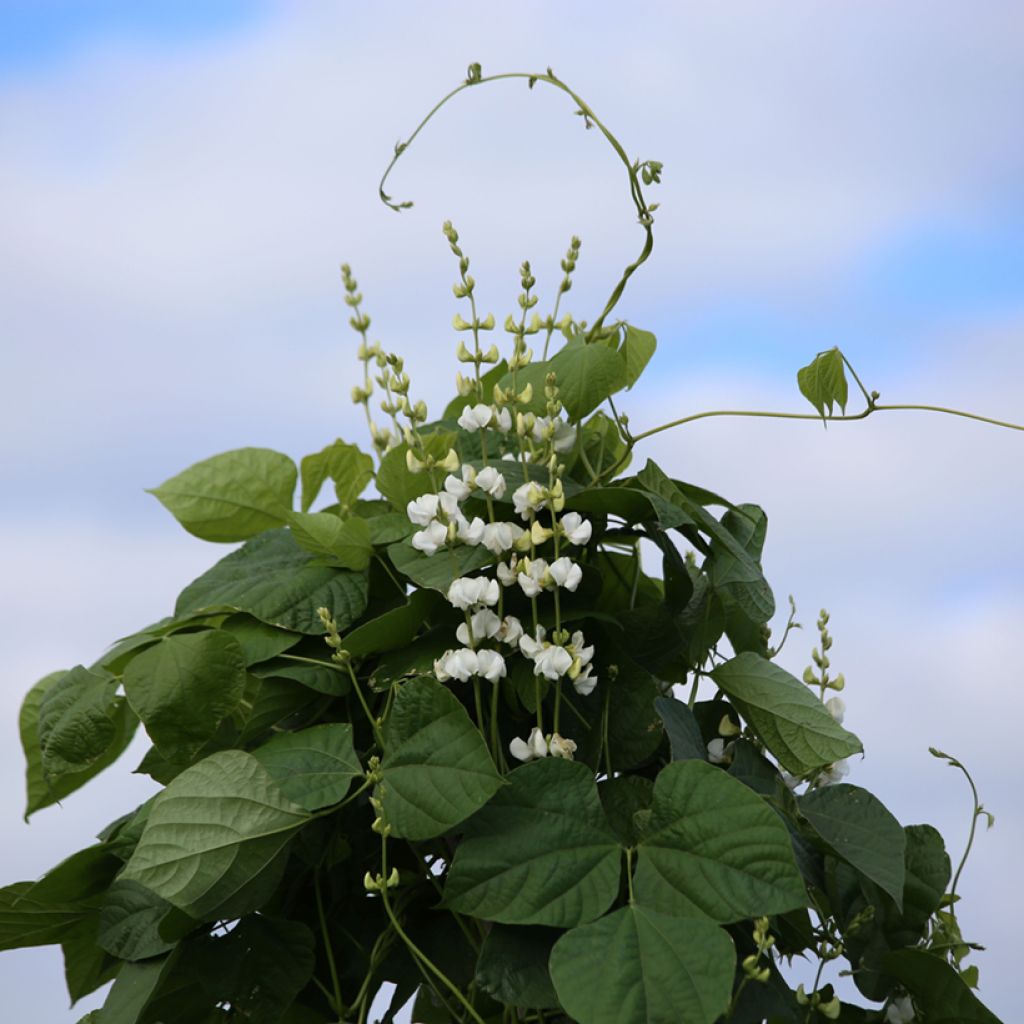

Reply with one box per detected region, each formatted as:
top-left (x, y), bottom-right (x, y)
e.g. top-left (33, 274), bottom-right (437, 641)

top-left (446, 576), bottom-right (500, 610)
top-left (456, 515), bottom-right (485, 546)
top-left (476, 649), bottom-right (507, 683)
top-left (492, 406), bottom-right (512, 433)
top-left (533, 416), bottom-right (576, 453)
top-left (885, 995), bottom-right (915, 1024)
top-left (707, 738), bottom-right (734, 765)
top-left (437, 492), bottom-right (461, 520)
top-left (497, 556), bottom-right (519, 587)
top-left (411, 520), bottom-right (448, 556)
top-left (440, 648), bottom-right (479, 683)
top-left (517, 558), bottom-right (549, 598)
top-left (825, 696), bottom-right (846, 723)
top-left (456, 609), bottom-right (501, 647)
top-left (534, 645), bottom-right (574, 680)
top-left (512, 481), bottom-right (547, 519)
top-left (518, 626), bottom-right (546, 660)
top-left (482, 521), bottom-right (525, 555)
top-left (443, 469), bottom-right (473, 501)
top-left (407, 494), bottom-right (440, 526)
top-left (548, 733), bottom-right (577, 760)
top-left (816, 759), bottom-right (850, 787)
top-left (496, 615), bottom-right (524, 646)
top-left (572, 665), bottom-right (598, 696)
top-left (509, 726), bottom-right (549, 763)
top-left (559, 511), bottom-right (593, 546)
top-left (475, 466), bottom-right (507, 499)
top-left (548, 557), bottom-right (582, 592)
top-left (457, 403), bottom-right (493, 432)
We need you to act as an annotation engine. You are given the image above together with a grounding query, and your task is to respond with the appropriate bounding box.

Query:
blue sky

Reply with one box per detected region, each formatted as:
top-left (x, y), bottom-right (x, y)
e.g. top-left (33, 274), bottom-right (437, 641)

top-left (1, 2), bottom-right (1022, 1021)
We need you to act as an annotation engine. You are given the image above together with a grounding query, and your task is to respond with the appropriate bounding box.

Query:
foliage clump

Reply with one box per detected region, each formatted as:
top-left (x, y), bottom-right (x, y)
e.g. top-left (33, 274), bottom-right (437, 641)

top-left (1, 65), bottom-right (1011, 1024)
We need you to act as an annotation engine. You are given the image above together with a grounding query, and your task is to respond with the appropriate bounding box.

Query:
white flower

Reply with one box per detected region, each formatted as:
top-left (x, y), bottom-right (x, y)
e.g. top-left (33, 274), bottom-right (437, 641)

top-left (443, 473), bottom-right (472, 502)
top-left (518, 626), bottom-right (546, 660)
top-left (475, 466), bottom-right (507, 499)
top-left (816, 759), bottom-right (850, 787)
top-left (573, 665), bottom-right (598, 696)
top-left (509, 726), bottom-right (549, 763)
top-left (780, 771), bottom-right (802, 791)
top-left (548, 733), bottom-right (577, 760)
top-left (411, 520), bottom-right (448, 556)
top-left (496, 615), bottom-right (524, 646)
top-left (482, 521), bottom-right (525, 555)
top-left (707, 738), bottom-right (734, 765)
top-left (442, 648), bottom-right (479, 682)
top-left (456, 609), bottom-right (501, 647)
top-left (517, 558), bottom-right (549, 598)
top-left (497, 556), bottom-right (519, 587)
top-left (457, 516), bottom-right (485, 546)
top-left (433, 653), bottom-right (452, 682)
top-left (548, 557), bottom-right (582, 592)
top-left (446, 576), bottom-right (500, 610)
top-left (457, 403), bottom-right (493, 432)
top-left (571, 631), bottom-right (595, 668)
top-left (533, 416), bottom-right (576, 453)
top-left (438, 492), bottom-right (461, 520)
top-left (559, 511), bottom-right (593, 546)
top-left (825, 696), bottom-right (846, 723)
top-left (512, 481), bottom-right (546, 519)
top-left (492, 406), bottom-right (512, 433)
top-left (534, 645), bottom-right (573, 680)
top-left (407, 494), bottom-right (440, 526)
top-left (476, 649), bottom-right (507, 683)
top-left (884, 995), bottom-right (915, 1024)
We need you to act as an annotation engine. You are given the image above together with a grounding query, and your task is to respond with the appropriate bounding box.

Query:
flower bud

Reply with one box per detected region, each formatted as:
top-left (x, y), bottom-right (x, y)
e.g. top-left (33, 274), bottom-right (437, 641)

top-left (479, 313), bottom-right (495, 331)
top-left (406, 450), bottom-right (425, 474)
top-left (456, 340), bottom-right (474, 362)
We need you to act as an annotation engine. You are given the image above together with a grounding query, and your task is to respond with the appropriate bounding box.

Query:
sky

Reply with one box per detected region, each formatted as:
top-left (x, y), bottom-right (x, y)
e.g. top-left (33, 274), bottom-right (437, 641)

top-left (0, 2), bottom-right (1022, 1020)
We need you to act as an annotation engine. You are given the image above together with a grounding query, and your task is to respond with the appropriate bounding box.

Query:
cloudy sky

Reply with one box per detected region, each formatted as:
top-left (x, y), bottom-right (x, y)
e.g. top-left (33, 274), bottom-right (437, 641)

top-left (1, 2), bottom-right (1021, 1020)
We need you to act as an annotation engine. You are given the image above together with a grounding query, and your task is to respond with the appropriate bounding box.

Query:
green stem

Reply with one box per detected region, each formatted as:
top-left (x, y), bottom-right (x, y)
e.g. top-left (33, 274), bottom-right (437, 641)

top-left (344, 663), bottom-right (385, 749)
top-left (625, 847), bottom-right (635, 904)
top-left (378, 68), bottom-right (656, 343)
top-left (314, 873), bottom-right (344, 1020)
top-left (379, 837), bottom-right (488, 1024)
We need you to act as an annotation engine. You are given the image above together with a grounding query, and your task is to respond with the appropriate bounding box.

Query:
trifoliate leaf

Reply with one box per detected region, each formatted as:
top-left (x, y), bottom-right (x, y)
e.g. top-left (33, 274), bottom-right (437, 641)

top-left (797, 347), bottom-right (849, 423)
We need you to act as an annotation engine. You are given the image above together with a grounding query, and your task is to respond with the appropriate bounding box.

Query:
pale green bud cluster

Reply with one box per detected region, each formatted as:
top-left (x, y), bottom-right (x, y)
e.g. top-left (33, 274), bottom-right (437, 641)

top-left (557, 236), bottom-right (581, 294)
top-left (795, 984), bottom-right (840, 1019)
top-left (317, 606), bottom-right (351, 667)
top-left (740, 916), bottom-right (774, 984)
top-left (803, 608), bottom-right (844, 694)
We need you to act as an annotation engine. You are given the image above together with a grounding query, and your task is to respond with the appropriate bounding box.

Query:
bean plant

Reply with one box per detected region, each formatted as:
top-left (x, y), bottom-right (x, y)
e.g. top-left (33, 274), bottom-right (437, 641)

top-left (2, 64), bottom-right (1017, 1024)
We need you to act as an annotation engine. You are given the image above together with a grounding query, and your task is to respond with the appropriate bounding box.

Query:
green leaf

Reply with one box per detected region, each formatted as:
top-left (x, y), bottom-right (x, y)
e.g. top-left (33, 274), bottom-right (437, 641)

top-left (620, 325), bottom-right (657, 388)
top-left (97, 880), bottom-right (178, 961)
top-left (251, 723), bottom-right (361, 810)
top-left (288, 511), bottom-right (373, 570)
top-left (474, 925), bottom-right (561, 1009)
top-left (148, 447), bottom-right (297, 542)
top-left (342, 588), bottom-right (440, 658)
top-left (61, 914), bottom-right (120, 1003)
top-left (299, 439), bottom-right (373, 512)
top-left (548, 339), bottom-right (629, 419)
top-left (122, 749), bottom-right (310, 918)
top-left (655, 696), bottom-right (707, 762)
top-left (37, 665), bottom-right (134, 783)
top-left (636, 462), bottom-right (774, 622)
top-left (218, 613), bottom-right (300, 665)
top-left (27, 844), bottom-right (120, 903)
top-left (800, 783), bottom-right (906, 909)
top-left (635, 760), bottom-right (806, 923)
top-left (444, 758), bottom-right (620, 927)
top-left (377, 678), bottom-right (502, 840)
top-left (549, 905), bottom-right (735, 1024)
top-left (0, 882), bottom-right (95, 950)
top-left (96, 956), bottom-right (173, 1024)
top-left (175, 528), bottom-right (369, 634)
top-left (388, 538), bottom-right (494, 592)
top-left (250, 656), bottom-right (348, 697)
top-left (882, 949), bottom-right (1003, 1024)
top-left (797, 347), bottom-right (849, 422)
top-left (377, 431), bottom-right (457, 509)
top-left (711, 652), bottom-right (863, 774)
top-left (123, 630), bottom-right (247, 759)
top-left (21, 672), bottom-right (138, 818)
top-left (599, 775), bottom-right (654, 847)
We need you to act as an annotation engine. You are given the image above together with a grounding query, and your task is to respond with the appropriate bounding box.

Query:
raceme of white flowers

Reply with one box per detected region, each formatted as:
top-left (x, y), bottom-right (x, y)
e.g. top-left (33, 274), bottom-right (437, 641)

top-left (404, 421), bottom-right (596, 764)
